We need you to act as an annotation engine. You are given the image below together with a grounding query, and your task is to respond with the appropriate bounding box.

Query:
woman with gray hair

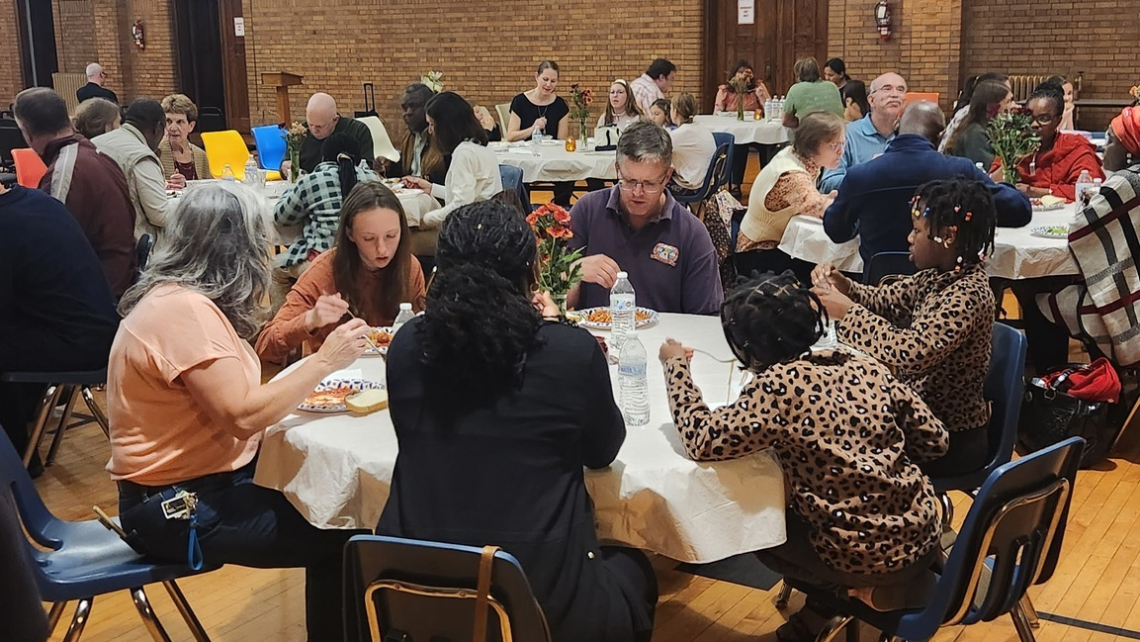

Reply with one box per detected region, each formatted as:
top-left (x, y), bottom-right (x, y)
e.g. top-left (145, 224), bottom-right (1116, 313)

top-left (106, 182), bottom-right (370, 642)
top-left (72, 97), bottom-right (121, 140)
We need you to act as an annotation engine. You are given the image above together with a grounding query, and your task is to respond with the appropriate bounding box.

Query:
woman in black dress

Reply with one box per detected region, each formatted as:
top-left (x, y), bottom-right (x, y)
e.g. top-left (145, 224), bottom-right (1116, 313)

top-left (506, 61), bottom-right (574, 206)
top-left (376, 200), bottom-right (657, 642)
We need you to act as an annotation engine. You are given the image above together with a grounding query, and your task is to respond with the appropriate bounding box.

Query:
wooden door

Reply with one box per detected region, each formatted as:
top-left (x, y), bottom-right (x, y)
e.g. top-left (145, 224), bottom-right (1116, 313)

top-left (703, 0), bottom-right (829, 109)
top-left (173, 0), bottom-right (250, 133)
top-left (217, 0), bottom-right (251, 133)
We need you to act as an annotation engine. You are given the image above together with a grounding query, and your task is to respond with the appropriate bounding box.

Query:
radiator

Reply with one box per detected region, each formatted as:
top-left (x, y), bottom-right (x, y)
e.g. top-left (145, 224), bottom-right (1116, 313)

top-left (52, 73), bottom-right (87, 115)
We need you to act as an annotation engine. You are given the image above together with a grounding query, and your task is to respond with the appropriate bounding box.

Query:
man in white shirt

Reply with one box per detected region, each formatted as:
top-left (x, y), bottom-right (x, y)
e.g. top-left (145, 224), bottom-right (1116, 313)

top-left (631, 59), bottom-right (677, 114)
top-left (93, 99), bottom-right (174, 243)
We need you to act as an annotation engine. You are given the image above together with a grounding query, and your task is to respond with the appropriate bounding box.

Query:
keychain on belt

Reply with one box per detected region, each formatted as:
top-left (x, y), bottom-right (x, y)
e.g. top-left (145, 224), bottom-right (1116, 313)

top-left (161, 490), bottom-right (204, 570)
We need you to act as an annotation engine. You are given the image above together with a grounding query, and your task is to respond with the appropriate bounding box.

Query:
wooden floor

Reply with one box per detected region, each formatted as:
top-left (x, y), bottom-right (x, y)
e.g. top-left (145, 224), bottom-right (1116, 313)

top-left (34, 158), bottom-right (1140, 641)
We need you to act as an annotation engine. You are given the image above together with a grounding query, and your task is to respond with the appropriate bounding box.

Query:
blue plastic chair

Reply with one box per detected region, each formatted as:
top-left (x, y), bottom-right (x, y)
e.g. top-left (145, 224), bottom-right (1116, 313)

top-left (0, 429), bottom-right (217, 641)
top-left (712, 131), bottom-right (735, 191)
top-left (344, 534), bottom-right (551, 642)
top-left (783, 436), bottom-right (1084, 642)
top-left (672, 133), bottom-right (735, 209)
top-left (251, 124), bottom-right (287, 173)
top-left (1, 369), bottom-right (109, 467)
top-left (862, 251), bottom-right (917, 285)
top-left (499, 164), bottom-right (531, 212)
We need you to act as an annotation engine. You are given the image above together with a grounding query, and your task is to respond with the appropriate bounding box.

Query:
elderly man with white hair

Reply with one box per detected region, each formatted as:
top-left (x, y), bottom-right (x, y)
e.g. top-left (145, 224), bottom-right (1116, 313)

top-left (77, 62), bottom-right (119, 104)
top-left (282, 92), bottom-right (374, 175)
top-left (819, 72), bottom-right (908, 192)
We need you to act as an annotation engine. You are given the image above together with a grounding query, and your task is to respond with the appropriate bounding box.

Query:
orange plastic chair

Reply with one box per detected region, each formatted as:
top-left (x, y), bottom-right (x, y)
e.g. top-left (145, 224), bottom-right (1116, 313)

top-left (12, 148), bottom-right (47, 188)
top-left (905, 92), bottom-right (941, 106)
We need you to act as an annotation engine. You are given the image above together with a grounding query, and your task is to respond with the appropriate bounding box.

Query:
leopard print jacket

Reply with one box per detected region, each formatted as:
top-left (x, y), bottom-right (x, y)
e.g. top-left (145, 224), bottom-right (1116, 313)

top-left (841, 264), bottom-right (995, 433)
top-left (665, 351), bottom-right (947, 576)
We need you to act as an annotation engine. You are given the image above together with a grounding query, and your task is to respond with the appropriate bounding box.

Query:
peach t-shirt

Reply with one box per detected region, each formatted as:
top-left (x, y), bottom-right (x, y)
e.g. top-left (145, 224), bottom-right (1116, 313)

top-left (106, 284), bottom-right (262, 485)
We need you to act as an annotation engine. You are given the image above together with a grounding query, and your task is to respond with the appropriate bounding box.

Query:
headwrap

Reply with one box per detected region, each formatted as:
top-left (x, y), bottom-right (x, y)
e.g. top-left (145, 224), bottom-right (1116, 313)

top-left (1111, 106), bottom-right (1140, 156)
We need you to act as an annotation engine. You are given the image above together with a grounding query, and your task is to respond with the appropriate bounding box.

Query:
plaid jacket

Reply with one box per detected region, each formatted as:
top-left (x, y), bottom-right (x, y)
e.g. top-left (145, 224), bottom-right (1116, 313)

top-left (273, 161), bottom-right (379, 266)
top-left (1039, 167), bottom-right (1140, 367)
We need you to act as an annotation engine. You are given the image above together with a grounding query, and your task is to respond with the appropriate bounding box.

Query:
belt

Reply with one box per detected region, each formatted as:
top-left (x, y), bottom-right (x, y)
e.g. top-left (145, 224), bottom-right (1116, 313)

top-left (117, 461), bottom-right (255, 501)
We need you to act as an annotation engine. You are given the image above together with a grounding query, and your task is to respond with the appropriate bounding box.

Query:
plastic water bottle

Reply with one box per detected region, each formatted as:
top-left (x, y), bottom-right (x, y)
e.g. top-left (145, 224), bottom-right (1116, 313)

top-left (391, 302), bottom-right (415, 334)
top-left (764, 99), bottom-right (773, 121)
top-left (1074, 169), bottom-right (1094, 210)
top-left (243, 154), bottom-right (260, 186)
top-left (618, 331), bottom-right (650, 426)
top-left (531, 123), bottom-right (542, 145)
top-left (221, 164), bottom-right (236, 182)
top-left (610, 271), bottom-right (636, 352)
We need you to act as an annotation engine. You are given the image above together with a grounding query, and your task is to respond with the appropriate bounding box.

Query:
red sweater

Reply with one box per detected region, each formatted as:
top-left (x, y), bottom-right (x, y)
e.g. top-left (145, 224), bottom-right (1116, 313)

top-left (1012, 132), bottom-right (1104, 201)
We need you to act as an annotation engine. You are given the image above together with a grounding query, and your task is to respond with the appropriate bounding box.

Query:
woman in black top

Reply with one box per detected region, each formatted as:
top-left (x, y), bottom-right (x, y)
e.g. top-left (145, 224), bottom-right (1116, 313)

top-left (506, 61), bottom-right (574, 206)
top-left (376, 200), bottom-right (657, 642)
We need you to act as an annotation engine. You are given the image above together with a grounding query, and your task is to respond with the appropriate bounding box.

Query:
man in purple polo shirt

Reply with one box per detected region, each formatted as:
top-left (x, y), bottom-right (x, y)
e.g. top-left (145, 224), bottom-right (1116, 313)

top-left (567, 121), bottom-right (722, 314)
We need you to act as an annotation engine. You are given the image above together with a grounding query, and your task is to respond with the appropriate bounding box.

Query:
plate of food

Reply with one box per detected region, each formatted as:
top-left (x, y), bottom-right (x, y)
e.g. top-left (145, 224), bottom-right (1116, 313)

top-left (299, 378), bottom-right (385, 413)
top-left (1031, 195), bottom-right (1067, 211)
top-left (363, 327), bottom-right (394, 356)
top-left (572, 307), bottom-right (659, 330)
top-left (1030, 225), bottom-right (1069, 239)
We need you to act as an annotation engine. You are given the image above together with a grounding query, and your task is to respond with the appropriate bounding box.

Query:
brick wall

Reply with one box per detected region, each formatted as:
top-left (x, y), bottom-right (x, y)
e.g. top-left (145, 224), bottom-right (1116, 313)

top-left (962, 0), bottom-right (1139, 131)
top-left (240, 0), bottom-right (705, 133)
top-left (0, 0), bottom-right (22, 104)
top-left (54, 0), bottom-right (97, 74)
top-left (826, 0), bottom-right (964, 111)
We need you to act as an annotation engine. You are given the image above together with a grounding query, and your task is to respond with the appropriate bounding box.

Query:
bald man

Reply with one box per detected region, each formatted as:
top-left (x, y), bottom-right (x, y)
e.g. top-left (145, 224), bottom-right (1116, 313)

top-left (820, 72), bottom-right (909, 192)
top-left (823, 101), bottom-right (1031, 268)
top-left (291, 92), bottom-right (374, 174)
top-left (77, 62), bottom-right (118, 104)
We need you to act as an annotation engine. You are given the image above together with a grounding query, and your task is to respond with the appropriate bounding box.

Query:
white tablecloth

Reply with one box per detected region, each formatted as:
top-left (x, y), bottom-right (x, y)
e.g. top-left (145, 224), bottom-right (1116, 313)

top-left (493, 140), bottom-right (618, 183)
top-left (253, 313), bottom-right (786, 564)
top-left (777, 208), bottom-right (1078, 280)
top-left (693, 115), bottom-right (790, 146)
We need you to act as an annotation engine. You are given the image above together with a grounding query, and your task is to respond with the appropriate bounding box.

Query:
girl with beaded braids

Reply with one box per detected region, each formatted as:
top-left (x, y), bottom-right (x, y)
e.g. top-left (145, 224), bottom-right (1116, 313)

top-left (659, 272), bottom-right (948, 639)
top-left (377, 200), bottom-right (659, 642)
top-left (812, 177), bottom-right (997, 477)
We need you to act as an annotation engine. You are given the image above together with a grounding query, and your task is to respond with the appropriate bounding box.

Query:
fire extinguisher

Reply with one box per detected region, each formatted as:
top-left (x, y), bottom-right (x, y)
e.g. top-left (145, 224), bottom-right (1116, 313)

top-left (875, 0), bottom-right (892, 41)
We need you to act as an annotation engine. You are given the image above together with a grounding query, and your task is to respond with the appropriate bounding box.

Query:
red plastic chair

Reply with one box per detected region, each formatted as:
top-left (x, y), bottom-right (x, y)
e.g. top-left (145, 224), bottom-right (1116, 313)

top-left (12, 148), bottom-right (47, 188)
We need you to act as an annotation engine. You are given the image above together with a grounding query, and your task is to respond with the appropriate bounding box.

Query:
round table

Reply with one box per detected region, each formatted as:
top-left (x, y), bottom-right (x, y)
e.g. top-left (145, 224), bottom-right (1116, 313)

top-left (493, 140), bottom-right (618, 183)
top-left (693, 115), bottom-right (790, 145)
top-left (253, 313), bottom-right (786, 564)
top-left (777, 208), bottom-right (1078, 280)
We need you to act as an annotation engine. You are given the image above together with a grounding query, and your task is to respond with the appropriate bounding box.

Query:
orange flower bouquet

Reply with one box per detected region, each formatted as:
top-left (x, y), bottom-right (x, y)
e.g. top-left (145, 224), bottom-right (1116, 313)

top-left (527, 203), bottom-right (584, 313)
top-left (569, 84), bottom-right (594, 148)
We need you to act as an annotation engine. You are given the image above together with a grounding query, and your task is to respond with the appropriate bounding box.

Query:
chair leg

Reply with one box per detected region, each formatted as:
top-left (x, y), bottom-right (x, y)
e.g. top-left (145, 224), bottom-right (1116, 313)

top-left (1020, 594), bottom-right (1041, 628)
top-left (163, 580), bottom-right (212, 642)
top-left (60, 597), bottom-right (93, 642)
top-left (24, 384), bottom-right (62, 467)
top-left (82, 385), bottom-right (111, 437)
top-left (775, 580), bottom-right (793, 609)
top-left (1011, 601), bottom-right (1038, 642)
top-left (47, 601), bottom-right (69, 634)
top-left (816, 614), bottom-right (854, 642)
top-left (46, 385), bottom-right (81, 466)
top-left (130, 587), bottom-right (173, 642)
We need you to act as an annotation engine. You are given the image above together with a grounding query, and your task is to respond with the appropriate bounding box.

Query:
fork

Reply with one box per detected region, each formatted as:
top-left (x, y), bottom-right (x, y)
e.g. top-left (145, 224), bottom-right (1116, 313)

top-left (691, 348), bottom-right (736, 364)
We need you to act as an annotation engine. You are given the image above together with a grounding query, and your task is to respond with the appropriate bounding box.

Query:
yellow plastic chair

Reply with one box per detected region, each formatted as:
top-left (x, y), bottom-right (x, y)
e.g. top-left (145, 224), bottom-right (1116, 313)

top-left (200, 130), bottom-right (281, 181)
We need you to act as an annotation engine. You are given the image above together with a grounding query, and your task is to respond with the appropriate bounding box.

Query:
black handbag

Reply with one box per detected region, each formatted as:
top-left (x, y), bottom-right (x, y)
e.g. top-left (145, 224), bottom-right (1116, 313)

top-left (1017, 365), bottom-right (1129, 468)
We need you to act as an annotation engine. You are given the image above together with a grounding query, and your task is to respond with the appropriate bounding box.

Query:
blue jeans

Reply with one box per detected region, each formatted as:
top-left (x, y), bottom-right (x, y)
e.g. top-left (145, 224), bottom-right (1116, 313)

top-left (117, 460), bottom-right (360, 642)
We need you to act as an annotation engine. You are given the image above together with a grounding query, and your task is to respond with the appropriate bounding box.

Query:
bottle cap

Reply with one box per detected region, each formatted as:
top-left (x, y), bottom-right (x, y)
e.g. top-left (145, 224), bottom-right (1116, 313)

top-left (616, 271), bottom-right (629, 279)
top-left (399, 302), bottom-right (412, 310)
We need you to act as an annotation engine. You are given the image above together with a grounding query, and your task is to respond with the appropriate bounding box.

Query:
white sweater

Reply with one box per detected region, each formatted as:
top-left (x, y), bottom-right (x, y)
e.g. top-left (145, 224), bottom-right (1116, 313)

top-left (669, 123), bottom-right (718, 189)
top-left (421, 141), bottom-right (504, 229)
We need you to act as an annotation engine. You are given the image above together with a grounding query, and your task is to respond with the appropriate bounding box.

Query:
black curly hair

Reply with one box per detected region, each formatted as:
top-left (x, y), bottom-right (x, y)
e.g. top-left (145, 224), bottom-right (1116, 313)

top-left (1028, 84), bottom-right (1065, 118)
top-left (910, 178), bottom-right (996, 270)
top-left (417, 200), bottom-right (542, 404)
top-left (721, 271), bottom-right (828, 372)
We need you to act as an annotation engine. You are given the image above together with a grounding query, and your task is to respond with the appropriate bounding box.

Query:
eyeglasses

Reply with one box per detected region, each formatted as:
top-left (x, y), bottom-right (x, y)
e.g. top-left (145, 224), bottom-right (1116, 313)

top-left (828, 140), bottom-right (846, 154)
top-left (616, 171), bottom-right (670, 194)
top-left (1030, 113), bottom-right (1056, 125)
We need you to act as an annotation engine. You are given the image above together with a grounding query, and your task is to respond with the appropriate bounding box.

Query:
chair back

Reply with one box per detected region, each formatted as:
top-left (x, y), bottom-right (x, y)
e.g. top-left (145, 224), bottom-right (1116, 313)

top-left (0, 490), bottom-right (49, 642)
top-left (498, 164), bottom-right (529, 211)
top-left (251, 124), bottom-right (287, 172)
top-left (0, 124), bottom-right (28, 168)
top-left (12, 148), bottom-right (47, 188)
top-left (495, 103), bottom-right (511, 137)
top-left (712, 131), bottom-right (735, 191)
top-left (673, 136), bottom-right (733, 206)
top-left (357, 115), bottom-right (401, 163)
top-left (136, 233), bottom-right (154, 272)
top-left (863, 251), bottom-right (916, 285)
top-left (933, 323), bottom-right (1028, 493)
top-left (0, 423), bottom-right (65, 553)
top-left (344, 535), bottom-right (551, 642)
top-left (901, 437), bottom-right (1084, 638)
top-left (200, 130), bottom-right (251, 180)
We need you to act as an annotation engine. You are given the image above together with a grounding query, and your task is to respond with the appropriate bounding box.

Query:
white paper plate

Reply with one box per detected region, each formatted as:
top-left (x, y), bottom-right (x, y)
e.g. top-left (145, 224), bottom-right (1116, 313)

top-left (363, 327), bottom-right (393, 356)
top-left (298, 378), bottom-right (384, 413)
top-left (573, 307), bottom-right (659, 330)
top-left (1030, 225), bottom-right (1068, 239)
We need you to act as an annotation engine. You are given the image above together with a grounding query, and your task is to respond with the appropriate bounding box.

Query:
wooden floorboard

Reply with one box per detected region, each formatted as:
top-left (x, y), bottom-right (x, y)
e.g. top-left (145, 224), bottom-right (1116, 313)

top-left (28, 156), bottom-right (1140, 641)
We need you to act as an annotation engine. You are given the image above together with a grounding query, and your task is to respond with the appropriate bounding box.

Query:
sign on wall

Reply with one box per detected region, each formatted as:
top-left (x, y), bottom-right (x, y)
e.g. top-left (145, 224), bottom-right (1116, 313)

top-left (738, 0), bottom-right (755, 24)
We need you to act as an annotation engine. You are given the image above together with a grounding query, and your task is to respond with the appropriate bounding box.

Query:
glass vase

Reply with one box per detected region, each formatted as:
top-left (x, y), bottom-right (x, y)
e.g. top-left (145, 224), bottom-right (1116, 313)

top-left (579, 120), bottom-right (590, 151)
top-left (736, 100), bottom-right (745, 122)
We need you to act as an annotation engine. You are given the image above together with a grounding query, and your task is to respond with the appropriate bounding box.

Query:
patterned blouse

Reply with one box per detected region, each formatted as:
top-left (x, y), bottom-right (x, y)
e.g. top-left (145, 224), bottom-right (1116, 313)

top-left (273, 161), bottom-right (379, 267)
top-left (665, 351), bottom-right (948, 575)
top-left (840, 264), bottom-right (995, 433)
top-left (738, 156), bottom-right (828, 252)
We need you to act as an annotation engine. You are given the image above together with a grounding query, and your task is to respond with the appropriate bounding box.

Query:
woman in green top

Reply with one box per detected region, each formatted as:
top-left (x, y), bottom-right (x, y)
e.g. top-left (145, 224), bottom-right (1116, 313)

top-left (782, 58), bottom-right (845, 129)
top-left (943, 80), bottom-right (1014, 170)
